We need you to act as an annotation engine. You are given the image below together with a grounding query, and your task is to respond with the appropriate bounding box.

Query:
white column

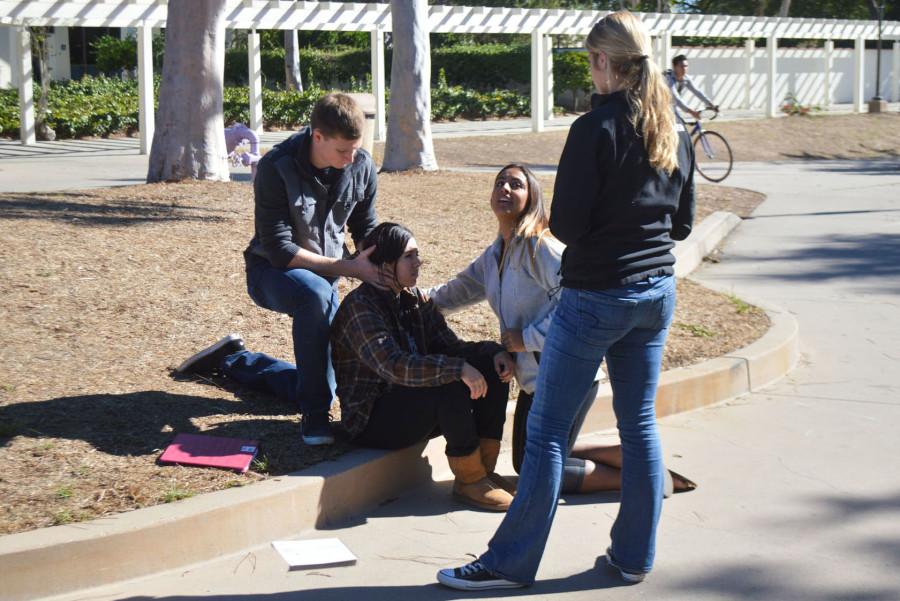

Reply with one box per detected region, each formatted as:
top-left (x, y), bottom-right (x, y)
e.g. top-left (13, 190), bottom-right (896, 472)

top-left (531, 30), bottom-right (545, 133)
top-left (661, 32), bottom-right (672, 72)
top-left (654, 35), bottom-right (664, 69)
top-left (892, 41), bottom-right (899, 102)
top-left (47, 27), bottom-right (71, 82)
top-left (543, 33), bottom-right (554, 121)
top-left (370, 27), bottom-right (386, 142)
top-left (766, 35), bottom-right (778, 118)
top-left (823, 39), bottom-right (834, 108)
top-left (15, 26), bottom-right (35, 145)
top-left (744, 38), bottom-right (754, 109)
top-left (137, 26), bottom-right (154, 155)
top-left (853, 36), bottom-right (864, 112)
top-left (248, 29), bottom-right (263, 133)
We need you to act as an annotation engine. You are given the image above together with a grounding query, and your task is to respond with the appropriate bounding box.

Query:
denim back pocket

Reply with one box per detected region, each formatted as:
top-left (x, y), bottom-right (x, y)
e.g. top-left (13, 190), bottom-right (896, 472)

top-left (573, 288), bottom-right (635, 343)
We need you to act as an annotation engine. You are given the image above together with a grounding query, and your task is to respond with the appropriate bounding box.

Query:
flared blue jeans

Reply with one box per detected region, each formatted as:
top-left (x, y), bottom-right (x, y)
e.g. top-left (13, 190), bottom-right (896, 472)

top-left (480, 275), bottom-right (676, 583)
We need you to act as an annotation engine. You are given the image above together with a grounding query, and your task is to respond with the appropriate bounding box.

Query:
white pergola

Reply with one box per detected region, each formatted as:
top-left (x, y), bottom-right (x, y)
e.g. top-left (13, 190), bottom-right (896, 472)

top-left (3, 0), bottom-right (899, 151)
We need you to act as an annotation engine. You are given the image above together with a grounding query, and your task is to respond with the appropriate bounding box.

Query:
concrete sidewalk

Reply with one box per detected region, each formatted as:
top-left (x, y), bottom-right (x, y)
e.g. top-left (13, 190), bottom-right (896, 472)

top-left (20, 158), bottom-right (898, 601)
top-left (3, 103), bottom-right (896, 193)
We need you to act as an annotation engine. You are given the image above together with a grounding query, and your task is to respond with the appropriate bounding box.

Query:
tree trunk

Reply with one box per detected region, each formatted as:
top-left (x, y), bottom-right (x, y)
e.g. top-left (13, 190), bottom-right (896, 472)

top-left (147, 0), bottom-right (229, 182)
top-left (656, 0), bottom-right (670, 13)
top-left (777, 0), bottom-right (791, 17)
top-left (32, 27), bottom-right (55, 141)
top-left (754, 1), bottom-right (767, 17)
top-left (382, 0), bottom-right (438, 172)
top-left (285, 29), bottom-right (303, 91)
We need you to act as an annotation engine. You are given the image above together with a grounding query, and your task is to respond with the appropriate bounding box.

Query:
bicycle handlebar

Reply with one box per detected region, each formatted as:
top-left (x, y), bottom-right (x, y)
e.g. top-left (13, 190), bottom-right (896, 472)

top-left (700, 107), bottom-right (720, 121)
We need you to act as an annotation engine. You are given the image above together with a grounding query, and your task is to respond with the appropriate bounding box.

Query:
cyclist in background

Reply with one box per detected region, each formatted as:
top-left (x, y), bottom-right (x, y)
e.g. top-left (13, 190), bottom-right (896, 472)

top-left (665, 54), bottom-right (718, 121)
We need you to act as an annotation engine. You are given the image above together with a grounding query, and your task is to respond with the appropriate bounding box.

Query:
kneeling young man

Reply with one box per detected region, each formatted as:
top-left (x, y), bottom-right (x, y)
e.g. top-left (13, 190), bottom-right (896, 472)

top-left (177, 93), bottom-right (379, 445)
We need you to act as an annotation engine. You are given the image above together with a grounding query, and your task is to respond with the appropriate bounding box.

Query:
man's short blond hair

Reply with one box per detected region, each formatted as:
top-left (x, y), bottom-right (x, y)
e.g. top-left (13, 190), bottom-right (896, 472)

top-left (310, 93), bottom-right (365, 140)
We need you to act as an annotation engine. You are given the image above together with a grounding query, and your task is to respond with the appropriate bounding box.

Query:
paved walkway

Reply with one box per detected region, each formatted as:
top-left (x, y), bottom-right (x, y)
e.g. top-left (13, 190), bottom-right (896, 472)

top-left (33, 159), bottom-right (900, 600)
top-left (3, 103), bottom-right (896, 193)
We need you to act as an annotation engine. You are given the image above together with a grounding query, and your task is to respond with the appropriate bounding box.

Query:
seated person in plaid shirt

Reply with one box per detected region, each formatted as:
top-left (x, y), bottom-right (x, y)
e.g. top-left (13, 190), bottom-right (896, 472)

top-left (331, 223), bottom-right (517, 512)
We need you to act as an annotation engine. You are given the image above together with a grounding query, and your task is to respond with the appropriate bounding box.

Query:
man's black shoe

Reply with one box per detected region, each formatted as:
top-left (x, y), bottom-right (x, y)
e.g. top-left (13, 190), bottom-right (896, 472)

top-left (176, 334), bottom-right (245, 375)
top-left (301, 412), bottom-right (335, 446)
top-left (436, 560), bottom-right (525, 590)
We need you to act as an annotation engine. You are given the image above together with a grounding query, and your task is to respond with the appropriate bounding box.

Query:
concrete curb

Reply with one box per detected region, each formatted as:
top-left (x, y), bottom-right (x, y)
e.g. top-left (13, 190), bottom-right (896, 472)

top-left (573, 297), bottom-right (798, 440)
top-left (672, 211), bottom-right (742, 277)
top-left (0, 210), bottom-right (798, 601)
top-left (0, 445), bottom-right (436, 601)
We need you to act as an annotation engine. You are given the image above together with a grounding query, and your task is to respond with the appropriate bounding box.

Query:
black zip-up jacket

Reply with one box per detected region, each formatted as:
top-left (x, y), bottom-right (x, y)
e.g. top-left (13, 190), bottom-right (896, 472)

top-left (549, 92), bottom-right (695, 290)
top-left (245, 127), bottom-right (378, 269)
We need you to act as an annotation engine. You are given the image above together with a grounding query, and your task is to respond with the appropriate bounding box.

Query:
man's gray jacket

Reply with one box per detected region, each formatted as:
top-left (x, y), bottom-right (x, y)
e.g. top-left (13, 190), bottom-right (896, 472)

top-left (664, 69), bottom-right (714, 119)
top-left (245, 127), bottom-right (377, 268)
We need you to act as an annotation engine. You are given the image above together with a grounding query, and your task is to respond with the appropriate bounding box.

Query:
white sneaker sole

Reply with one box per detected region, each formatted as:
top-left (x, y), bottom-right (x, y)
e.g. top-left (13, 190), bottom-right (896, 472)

top-left (301, 434), bottom-right (335, 446)
top-left (436, 570), bottom-right (524, 590)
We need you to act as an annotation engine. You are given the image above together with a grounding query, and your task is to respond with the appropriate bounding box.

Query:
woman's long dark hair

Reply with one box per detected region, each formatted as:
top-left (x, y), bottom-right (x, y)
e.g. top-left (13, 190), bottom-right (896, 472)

top-left (361, 222), bottom-right (415, 289)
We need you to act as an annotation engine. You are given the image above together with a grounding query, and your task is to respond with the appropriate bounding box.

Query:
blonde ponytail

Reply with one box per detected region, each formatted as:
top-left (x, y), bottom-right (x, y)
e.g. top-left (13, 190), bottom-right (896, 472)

top-left (585, 11), bottom-right (679, 174)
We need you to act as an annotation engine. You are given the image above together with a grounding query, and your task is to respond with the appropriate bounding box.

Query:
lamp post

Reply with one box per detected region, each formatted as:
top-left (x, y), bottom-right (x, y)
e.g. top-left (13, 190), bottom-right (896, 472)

top-left (868, 2), bottom-right (888, 112)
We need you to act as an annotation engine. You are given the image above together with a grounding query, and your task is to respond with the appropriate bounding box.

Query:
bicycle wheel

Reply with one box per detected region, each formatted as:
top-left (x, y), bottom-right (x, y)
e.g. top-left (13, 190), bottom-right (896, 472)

top-left (693, 130), bottom-right (733, 183)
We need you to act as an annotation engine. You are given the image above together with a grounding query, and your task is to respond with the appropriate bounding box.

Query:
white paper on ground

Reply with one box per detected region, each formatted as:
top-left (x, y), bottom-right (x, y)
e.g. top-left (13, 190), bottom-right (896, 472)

top-left (271, 538), bottom-right (358, 570)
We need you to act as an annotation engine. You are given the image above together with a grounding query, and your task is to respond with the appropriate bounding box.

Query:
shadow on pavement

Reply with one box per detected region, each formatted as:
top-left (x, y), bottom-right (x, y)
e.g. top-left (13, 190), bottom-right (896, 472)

top-left (720, 232), bottom-right (900, 292)
top-left (116, 559), bottom-right (624, 600)
top-left (746, 208), bottom-right (900, 220)
top-left (793, 156), bottom-right (900, 174)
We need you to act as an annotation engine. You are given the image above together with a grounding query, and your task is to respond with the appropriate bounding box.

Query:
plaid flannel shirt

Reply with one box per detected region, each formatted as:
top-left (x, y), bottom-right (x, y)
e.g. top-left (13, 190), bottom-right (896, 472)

top-left (331, 283), bottom-right (503, 438)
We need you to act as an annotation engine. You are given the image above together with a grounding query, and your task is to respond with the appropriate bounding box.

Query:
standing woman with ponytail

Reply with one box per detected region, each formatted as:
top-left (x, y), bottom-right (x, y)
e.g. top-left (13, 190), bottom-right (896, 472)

top-left (437, 11), bottom-right (695, 590)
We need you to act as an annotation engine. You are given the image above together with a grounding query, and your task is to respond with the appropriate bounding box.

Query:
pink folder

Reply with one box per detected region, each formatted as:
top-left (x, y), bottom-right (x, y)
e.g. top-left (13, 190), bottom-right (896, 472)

top-left (159, 433), bottom-right (259, 473)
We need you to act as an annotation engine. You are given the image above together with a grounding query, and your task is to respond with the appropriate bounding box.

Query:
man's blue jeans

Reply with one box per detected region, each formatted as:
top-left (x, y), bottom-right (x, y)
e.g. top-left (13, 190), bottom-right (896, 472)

top-left (480, 275), bottom-right (676, 583)
top-left (222, 259), bottom-right (339, 417)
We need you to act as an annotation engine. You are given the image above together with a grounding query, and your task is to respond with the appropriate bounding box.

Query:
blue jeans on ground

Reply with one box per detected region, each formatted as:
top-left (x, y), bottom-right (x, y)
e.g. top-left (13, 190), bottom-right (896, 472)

top-left (221, 259), bottom-right (339, 417)
top-left (479, 275), bottom-right (676, 584)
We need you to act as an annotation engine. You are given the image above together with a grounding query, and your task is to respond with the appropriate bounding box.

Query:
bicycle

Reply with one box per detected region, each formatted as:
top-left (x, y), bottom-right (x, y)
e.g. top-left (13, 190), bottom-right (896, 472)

top-left (688, 108), bottom-right (733, 183)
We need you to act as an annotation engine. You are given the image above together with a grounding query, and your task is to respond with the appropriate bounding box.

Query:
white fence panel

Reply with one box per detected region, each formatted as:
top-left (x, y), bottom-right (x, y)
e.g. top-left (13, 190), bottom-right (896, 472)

top-left (673, 45), bottom-right (898, 109)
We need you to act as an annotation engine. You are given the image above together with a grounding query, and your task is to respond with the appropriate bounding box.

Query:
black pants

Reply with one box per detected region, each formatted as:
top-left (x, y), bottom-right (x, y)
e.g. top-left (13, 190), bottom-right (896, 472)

top-left (354, 353), bottom-right (508, 457)
top-left (512, 381), bottom-right (600, 493)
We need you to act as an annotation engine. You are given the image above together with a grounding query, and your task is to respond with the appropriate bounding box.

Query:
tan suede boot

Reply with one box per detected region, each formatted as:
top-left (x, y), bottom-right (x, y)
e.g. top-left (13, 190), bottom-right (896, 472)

top-left (448, 449), bottom-right (514, 512)
top-left (479, 438), bottom-right (517, 494)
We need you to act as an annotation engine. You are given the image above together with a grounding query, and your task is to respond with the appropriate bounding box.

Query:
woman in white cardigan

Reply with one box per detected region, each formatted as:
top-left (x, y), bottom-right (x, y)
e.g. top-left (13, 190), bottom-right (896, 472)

top-left (428, 164), bottom-right (696, 494)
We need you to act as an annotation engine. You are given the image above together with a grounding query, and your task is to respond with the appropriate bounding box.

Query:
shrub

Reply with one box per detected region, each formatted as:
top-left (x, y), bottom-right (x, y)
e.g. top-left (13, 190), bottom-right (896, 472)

top-left (0, 88), bottom-right (17, 135)
top-left (223, 43), bottom-right (534, 92)
top-left (91, 34), bottom-right (165, 76)
top-left (0, 75), bottom-right (532, 140)
top-left (224, 46), bottom-right (370, 89)
top-left (432, 43), bottom-right (530, 89)
top-left (553, 51), bottom-right (592, 111)
top-left (432, 69), bottom-right (530, 121)
top-left (781, 93), bottom-right (821, 116)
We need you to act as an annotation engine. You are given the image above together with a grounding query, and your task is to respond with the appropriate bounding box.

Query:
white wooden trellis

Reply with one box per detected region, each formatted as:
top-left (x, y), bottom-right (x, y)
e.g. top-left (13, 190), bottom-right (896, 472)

top-left (2, 0), bottom-right (899, 149)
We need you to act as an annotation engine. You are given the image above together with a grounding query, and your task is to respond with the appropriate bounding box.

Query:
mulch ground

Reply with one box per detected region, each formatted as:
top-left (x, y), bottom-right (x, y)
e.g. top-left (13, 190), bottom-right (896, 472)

top-left (4, 112), bottom-right (894, 536)
top-left (0, 170), bottom-right (765, 536)
top-left (424, 112), bottom-right (900, 169)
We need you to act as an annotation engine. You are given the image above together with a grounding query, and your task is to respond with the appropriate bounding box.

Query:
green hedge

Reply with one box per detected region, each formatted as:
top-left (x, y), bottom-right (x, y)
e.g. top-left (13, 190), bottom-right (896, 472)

top-left (552, 51), bottom-right (593, 111)
top-left (432, 43), bottom-right (531, 89)
top-left (224, 43), bottom-right (534, 91)
top-left (84, 41), bottom-right (567, 93)
top-left (432, 69), bottom-right (529, 121)
top-left (0, 75), bottom-right (535, 139)
top-left (0, 88), bottom-right (18, 136)
top-left (224, 46), bottom-right (371, 88)
top-left (91, 34), bottom-right (165, 76)
top-left (0, 77), bottom-right (145, 138)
